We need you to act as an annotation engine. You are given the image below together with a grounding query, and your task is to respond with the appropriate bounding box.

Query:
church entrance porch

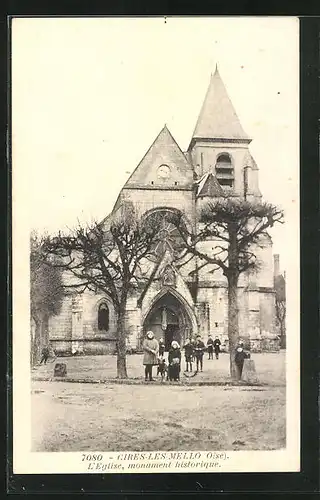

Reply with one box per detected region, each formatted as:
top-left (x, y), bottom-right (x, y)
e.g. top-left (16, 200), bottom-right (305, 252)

top-left (143, 292), bottom-right (193, 352)
top-left (164, 324), bottom-right (179, 351)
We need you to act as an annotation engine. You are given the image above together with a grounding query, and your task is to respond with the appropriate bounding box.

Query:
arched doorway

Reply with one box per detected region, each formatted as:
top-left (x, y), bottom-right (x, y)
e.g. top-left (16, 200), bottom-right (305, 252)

top-left (143, 292), bottom-right (193, 351)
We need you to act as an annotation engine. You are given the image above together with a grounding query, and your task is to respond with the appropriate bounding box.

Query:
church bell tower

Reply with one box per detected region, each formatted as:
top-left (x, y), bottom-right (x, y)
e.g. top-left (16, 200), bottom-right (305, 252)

top-left (188, 66), bottom-right (261, 200)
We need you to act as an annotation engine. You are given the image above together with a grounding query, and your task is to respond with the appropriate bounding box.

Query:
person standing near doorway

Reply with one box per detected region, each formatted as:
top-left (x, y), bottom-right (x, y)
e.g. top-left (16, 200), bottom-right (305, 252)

top-left (213, 336), bottom-right (221, 360)
top-left (207, 335), bottom-right (214, 360)
top-left (142, 331), bottom-right (159, 381)
top-left (194, 335), bottom-right (205, 372)
top-left (159, 338), bottom-right (165, 357)
top-left (168, 341), bottom-right (181, 381)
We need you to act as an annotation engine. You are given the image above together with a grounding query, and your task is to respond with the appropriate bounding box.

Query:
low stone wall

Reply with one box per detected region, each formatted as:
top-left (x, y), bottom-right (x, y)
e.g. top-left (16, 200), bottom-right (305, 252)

top-left (51, 336), bottom-right (280, 356)
top-left (221, 337), bottom-right (280, 353)
top-left (249, 338), bottom-right (281, 353)
top-left (50, 340), bottom-right (72, 356)
top-left (81, 340), bottom-right (117, 355)
top-left (51, 339), bottom-right (117, 356)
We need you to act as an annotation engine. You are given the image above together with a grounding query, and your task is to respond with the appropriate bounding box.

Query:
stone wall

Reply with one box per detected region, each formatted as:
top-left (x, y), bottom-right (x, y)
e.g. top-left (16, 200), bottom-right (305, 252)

top-left (81, 291), bottom-right (117, 339)
top-left (122, 188), bottom-right (194, 223)
top-left (49, 295), bottom-right (73, 341)
top-left (259, 290), bottom-right (277, 338)
top-left (49, 289), bottom-right (118, 355)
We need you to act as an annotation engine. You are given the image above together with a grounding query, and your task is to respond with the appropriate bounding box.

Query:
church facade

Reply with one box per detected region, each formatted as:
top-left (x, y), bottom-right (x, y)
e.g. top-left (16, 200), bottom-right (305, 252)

top-left (49, 67), bottom-right (280, 355)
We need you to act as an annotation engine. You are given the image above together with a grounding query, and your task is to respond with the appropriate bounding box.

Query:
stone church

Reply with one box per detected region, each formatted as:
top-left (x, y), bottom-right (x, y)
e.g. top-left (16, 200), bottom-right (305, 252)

top-left (49, 67), bottom-right (279, 355)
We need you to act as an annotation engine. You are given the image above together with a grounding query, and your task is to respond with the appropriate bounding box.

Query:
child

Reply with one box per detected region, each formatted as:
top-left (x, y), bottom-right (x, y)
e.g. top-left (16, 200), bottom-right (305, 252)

top-left (183, 338), bottom-right (194, 372)
top-left (168, 341), bottom-right (181, 381)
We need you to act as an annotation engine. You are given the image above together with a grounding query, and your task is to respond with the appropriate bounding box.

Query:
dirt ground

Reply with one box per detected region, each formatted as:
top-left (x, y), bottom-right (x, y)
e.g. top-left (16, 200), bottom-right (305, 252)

top-left (32, 351), bottom-right (286, 386)
top-left (31, 381), bottom-right (286, 452)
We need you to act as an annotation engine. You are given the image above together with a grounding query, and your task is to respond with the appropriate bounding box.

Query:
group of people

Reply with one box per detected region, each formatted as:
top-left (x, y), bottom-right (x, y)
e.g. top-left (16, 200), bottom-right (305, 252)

top-left (142, 331), bottom-right (223, 382)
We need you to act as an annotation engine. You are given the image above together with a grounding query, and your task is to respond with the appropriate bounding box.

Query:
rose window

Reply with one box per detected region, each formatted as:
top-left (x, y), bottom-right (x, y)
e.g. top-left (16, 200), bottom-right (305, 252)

top-left (146, 210), bottom-right (186, 261)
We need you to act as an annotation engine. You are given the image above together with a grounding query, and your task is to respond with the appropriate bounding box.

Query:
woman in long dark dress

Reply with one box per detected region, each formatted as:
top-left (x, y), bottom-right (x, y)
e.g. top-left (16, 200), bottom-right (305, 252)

top-left (168, 341), bottom-right (181, 381)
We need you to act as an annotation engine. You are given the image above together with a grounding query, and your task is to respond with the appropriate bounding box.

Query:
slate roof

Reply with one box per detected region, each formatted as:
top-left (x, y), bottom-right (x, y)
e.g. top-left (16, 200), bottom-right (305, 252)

top-left (191, 66), bottom-right (250, 142)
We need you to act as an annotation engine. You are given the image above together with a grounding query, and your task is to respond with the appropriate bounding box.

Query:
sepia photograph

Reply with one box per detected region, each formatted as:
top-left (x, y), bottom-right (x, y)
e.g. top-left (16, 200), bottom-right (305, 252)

top-left (12, 16), bottom-right (300, 474)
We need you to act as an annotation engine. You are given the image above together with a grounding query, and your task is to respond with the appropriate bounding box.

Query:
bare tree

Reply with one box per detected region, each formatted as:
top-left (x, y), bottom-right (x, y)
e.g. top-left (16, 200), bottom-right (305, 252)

top-left (274, 273), bottom-right (286, 348)
top-left (43, 203), bottom-right (164, 378)
top-left (168, 199), bottom-right (284, 380)
top-left (30, 232), bottom-right (64, 366)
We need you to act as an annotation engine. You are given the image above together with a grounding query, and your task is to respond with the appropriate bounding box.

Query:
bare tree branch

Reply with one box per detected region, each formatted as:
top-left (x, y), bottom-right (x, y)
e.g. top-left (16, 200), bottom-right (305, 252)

top-left (42, 202), bottom-right (164, 378)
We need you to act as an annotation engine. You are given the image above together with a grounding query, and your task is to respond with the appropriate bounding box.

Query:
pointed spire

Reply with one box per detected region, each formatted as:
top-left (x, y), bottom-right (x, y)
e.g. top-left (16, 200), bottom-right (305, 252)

top-left (191, 68), bottom-right (250, 143)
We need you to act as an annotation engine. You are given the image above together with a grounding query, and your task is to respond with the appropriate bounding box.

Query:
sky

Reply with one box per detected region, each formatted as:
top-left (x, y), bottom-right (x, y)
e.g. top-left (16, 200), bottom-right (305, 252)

top-left (12, 17), bottom-right (299, 273)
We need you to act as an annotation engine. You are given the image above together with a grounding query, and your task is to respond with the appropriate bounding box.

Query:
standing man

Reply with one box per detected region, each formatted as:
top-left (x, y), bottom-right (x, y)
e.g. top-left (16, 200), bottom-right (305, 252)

top-left (39, 344), bottom-right (50, 365)
top-left (234, 341), bottom-right (250, 379)
top-left (190, 337), bottom-right (197, 362)
top-left (194, 335), bottom-right (205, 372)
top-left (206, 335), bottom-right (214, 360)
top-left (142, 331), bottom-right (159, 382)
top-left (213, 336), bottom-right (221, 360)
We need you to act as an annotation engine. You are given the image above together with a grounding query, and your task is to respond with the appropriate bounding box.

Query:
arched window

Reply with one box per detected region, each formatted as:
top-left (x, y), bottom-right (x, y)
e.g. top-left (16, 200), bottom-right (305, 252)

top-left (217, 153), bottom-right (231, 164)
top-left (98, 302), bottom-right (109, 331)
top-left (215, 153), bottom-right (234, 188)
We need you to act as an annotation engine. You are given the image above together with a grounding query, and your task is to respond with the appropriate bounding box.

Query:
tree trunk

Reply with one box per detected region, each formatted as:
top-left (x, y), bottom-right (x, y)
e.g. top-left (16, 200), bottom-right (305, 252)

top-left (228, 273), bottom-right (240, 380)
top-left (116, 303), bottom-right (128, 379)
top-left (31, 313), bottom-right (50, 366)
top-left (40, 314), bottom-right (49, 348)
top-left (31, 317), bottom-right (41, 366)
top-left (227, 224), bottom-right (241, 381)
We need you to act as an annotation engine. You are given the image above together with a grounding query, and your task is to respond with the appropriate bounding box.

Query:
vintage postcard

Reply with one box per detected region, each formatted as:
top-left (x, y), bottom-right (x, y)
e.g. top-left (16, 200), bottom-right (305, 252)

top-left (12, 16), bottom-right (300, 475)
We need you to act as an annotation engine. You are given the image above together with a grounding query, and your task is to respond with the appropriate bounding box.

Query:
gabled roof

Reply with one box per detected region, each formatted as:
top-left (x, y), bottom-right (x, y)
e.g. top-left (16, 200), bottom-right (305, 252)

top-left (125, 125), bottom-right (194, 187)
top-left (196, 173), bottom-right (224, 198)
top-left (191, 66), bottom-right (250, 143)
